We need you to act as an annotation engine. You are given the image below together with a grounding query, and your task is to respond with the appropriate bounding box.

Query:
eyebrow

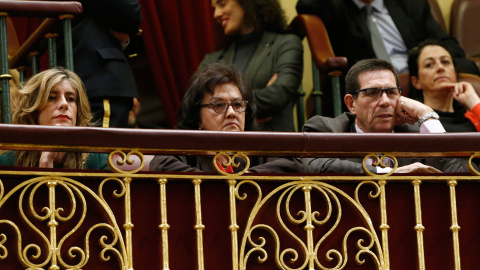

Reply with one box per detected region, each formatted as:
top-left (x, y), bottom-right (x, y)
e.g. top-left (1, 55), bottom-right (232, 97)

top-left (49, 90), bottom-right (77, 97)
top-left (422, 55), bottom-right (451, 63)
top-left (210, 96), bottom-right (242, 100)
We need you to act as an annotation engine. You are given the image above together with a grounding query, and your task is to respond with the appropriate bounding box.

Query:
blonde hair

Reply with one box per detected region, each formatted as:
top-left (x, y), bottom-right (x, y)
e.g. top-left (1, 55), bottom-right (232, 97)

top-left (11, 67), bottom-right (92, 169)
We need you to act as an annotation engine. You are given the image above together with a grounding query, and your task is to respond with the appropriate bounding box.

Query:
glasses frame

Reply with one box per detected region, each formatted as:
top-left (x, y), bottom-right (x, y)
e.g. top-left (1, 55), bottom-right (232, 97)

top-left (353, 87), bottom-right (403, 100)
top-left (200, 100), bottom-right (249, 114)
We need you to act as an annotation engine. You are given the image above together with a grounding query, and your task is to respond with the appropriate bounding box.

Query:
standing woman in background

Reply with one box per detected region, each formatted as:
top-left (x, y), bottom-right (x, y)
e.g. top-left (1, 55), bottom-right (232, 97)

top-left (199, 0), bottom-right (304, 131)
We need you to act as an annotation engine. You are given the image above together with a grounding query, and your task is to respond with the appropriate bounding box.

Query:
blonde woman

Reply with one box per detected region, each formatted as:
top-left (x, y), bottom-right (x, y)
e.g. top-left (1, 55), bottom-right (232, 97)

top-left (0, 67), bottom-right (107, 169)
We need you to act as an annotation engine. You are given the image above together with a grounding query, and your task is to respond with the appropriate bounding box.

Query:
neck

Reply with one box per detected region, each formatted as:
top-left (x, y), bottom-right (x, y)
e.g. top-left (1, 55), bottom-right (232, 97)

top-left (239, 25), bottom-right (255, 35)
top-left (423, 90), bottom-right (454, 112)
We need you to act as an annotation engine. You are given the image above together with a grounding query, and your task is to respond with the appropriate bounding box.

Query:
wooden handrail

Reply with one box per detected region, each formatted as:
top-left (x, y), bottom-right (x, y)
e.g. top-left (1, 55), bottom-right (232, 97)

top-left (289, 14), bottom-right (347, 73)
top-left (8, 17), bottom-right (57, 68)
top-left (0, 1), bottom-right (82, 17)
top-left (0, 124), bottom-right (479, 157)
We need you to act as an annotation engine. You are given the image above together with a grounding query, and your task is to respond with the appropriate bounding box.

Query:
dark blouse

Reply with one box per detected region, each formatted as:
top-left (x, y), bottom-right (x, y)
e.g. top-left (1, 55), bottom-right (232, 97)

top-left (233, 31), bottom-right (262, 74)
top-left (435, 106), bottom-right (477, 132)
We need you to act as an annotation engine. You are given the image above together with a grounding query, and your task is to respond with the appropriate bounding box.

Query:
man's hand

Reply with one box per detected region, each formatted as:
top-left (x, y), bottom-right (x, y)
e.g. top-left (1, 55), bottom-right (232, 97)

top-left (395, 162), bottom-right (442, 173)
top-left (395, 96), bottom-right (433, 125)
top-left (109, 29), bottom-right (130, 50)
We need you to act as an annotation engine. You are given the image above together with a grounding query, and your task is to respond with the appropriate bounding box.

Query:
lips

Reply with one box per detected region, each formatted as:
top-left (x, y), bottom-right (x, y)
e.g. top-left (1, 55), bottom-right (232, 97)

top-left (375, 112), bottom-right (393, 119)
top-left (55, 115), bottom-right (71, 121)
top-left (223, 121), bottom-right (240, 130)
top-left (220, 18), bottom-right (228, 28)
top-left (435, 76), bottom-right (450, 82)
top-left (224, 121), bottom-right (238, 127)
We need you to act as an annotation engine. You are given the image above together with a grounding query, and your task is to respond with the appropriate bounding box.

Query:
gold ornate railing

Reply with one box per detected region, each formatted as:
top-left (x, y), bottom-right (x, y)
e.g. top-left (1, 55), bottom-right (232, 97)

top-left (0, 124), bottom-right (480, 269)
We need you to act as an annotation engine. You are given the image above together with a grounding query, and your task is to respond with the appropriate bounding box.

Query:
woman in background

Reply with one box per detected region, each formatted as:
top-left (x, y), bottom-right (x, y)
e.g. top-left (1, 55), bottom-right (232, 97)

top-left (199, 0), bottom-right (303, 131)
top-left (150, 63), bottom-right (302, 173)
top-left (0, 67), bottom-right (108, 169)
top-left (408, 40), bottom-right (480, 132)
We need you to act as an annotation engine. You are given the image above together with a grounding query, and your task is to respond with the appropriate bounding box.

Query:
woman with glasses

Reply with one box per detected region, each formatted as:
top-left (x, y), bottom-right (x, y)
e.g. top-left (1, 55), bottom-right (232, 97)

top-left (149, 63), bottom-right (302, 173)
top-left (408, 40), bottom-right (480, 132)
top-left (198, 0), bottom-right (303, 132)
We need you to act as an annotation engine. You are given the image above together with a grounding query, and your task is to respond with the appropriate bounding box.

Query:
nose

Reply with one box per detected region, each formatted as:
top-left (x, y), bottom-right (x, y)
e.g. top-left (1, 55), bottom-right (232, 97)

top-left (213, 7), bottom-right (222, 21)
top-left (437, 60), bottom-right (446, 72)
top-left (225, 104), bottom-right (237, 118)
top-left (377, 91), bottom-right (391, 106)
top-left (58, 96), bottom-right (69, 110)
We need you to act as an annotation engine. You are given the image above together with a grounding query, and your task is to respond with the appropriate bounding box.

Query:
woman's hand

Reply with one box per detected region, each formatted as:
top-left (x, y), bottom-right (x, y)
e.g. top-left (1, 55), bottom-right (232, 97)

top-left (450, 82), bottom-right (480, 110)
top-left (267, 73), bottom-right (278, 87)
top-left (39, 124), bottom-right (67, 168)
top-left (39, 151), bottom-right (64, 168)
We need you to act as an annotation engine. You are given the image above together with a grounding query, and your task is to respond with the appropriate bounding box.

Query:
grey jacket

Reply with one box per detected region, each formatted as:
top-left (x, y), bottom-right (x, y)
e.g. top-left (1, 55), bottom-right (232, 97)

top-left (199, 31), bottom-right (303, 131)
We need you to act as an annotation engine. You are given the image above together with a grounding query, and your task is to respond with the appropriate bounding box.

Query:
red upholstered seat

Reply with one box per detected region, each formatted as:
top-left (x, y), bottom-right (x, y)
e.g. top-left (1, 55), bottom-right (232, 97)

top-left (450, 0), bottom-right (480, 70)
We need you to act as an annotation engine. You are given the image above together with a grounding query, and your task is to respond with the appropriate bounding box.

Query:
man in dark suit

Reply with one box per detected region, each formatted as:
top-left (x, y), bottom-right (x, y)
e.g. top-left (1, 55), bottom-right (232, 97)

top-left (296, 0), bottom-right (479, 75)
top-left (302, 59), bottom-right (468, 173)
top-left (58, 0), bottom-right (142, 127)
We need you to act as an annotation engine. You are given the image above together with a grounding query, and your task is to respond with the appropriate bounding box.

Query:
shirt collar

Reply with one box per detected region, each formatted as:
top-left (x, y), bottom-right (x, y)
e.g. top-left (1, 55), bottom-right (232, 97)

top-left (355, 123), bottom-right (395, 133)
top-left (352, 0), bottom-right (385, 12)
top-left (355, 123), bottom-right (364, 133)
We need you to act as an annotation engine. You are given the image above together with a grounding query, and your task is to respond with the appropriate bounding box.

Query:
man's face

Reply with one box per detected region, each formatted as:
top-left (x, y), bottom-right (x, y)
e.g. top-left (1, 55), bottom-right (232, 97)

top-left (345, 70), bottom-right (398, 133)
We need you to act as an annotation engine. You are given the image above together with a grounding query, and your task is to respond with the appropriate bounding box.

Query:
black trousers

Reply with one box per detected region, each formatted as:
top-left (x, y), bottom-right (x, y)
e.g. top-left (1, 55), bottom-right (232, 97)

top-left (89, 97), bottom-right (133, 128)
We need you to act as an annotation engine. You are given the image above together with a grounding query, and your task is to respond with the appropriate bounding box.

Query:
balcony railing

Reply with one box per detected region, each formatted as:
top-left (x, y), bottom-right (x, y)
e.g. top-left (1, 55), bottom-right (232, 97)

top-left (0, 124), bottom-right (480, 269)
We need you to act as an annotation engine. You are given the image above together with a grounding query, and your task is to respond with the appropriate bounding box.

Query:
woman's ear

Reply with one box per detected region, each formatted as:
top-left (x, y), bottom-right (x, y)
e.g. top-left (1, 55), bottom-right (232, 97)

top-left (344, 94), bottom-right (356, 114)
top-left (411, 76), bottom-right (422, 90)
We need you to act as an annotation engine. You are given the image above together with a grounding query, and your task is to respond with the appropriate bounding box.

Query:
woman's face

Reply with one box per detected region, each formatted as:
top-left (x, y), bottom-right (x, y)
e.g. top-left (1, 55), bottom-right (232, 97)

top-left (37, 79), bottom-right (77, 126)
top-left (199, 83), bottom-right (246, 131)
top-left (211, 0), bottom-right (252, 36)
top-left (411, 45), bottom-right (457, 92)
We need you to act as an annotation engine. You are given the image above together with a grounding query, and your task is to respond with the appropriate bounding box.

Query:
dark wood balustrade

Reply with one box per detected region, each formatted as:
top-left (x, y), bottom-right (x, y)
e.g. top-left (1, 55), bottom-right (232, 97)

top-left (0, 124), bottom-right (480, 269)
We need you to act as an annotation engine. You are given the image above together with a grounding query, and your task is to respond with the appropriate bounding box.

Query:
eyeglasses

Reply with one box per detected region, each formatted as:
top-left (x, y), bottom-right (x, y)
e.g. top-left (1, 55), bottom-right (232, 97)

top-left (354, 87), bottom-right (402, 100)
top-left (201, 100), bottom-right (248, 114)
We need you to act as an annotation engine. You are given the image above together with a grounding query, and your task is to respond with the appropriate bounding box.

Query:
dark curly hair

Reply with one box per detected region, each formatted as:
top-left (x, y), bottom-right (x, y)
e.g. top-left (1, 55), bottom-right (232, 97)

top-left (178, 63), bottom-right (256, 130)
top-left (407, 39), bottom-right (459, 100)
top-left (238, 0), bottom-right (287, 33)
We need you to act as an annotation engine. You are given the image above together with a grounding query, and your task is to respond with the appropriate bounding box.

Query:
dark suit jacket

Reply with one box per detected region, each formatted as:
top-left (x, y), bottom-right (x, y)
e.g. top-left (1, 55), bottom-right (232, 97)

top-left (296, 0), bottom-right (478, 74)
top-left (58, 0), bottom-right (142, 99)
top-left (199, 31), bottom-right (304, 131)
top-left (302, 112), bottom-right (469, 173)
top-left (150, 155), bottom-right (303, 173)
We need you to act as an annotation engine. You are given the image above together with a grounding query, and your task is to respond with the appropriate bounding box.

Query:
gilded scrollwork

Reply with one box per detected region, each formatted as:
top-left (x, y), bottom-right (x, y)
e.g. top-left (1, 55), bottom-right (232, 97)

top-left (0, 176), bottom-right (128, 269)
top-left (0, 233), bottom-right (6, 259)
top-left (362, 153), bottom-right (398, 176)
top-left (238, 181), bottom-right (384, 269)
top-left (468, 152), bottom-right (480, 175)
top-left (354, 181), bottom-right (380, 209)
top-left (108, 149), bottom-right (145, 174)
top-left (213, 152), bottom-right (250, 176)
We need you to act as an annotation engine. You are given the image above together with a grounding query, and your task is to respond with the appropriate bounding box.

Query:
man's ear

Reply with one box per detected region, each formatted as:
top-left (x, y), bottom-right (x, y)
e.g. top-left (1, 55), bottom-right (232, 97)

top-left (411, 76), bottom-right (421, 90)
top-left (344, 94), bottom-right (356, 114)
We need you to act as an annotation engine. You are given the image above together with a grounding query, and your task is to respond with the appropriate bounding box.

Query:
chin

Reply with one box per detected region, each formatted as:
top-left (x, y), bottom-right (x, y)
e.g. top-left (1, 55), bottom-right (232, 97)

top-left (54, 122), bottom-right (74, 127)
top-left (223, 126), bottom-right (241, 132)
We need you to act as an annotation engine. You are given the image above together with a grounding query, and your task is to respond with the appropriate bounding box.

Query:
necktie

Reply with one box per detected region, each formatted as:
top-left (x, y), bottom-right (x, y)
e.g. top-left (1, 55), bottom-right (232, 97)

top-left (363, 5), bottom-right (391, 62)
